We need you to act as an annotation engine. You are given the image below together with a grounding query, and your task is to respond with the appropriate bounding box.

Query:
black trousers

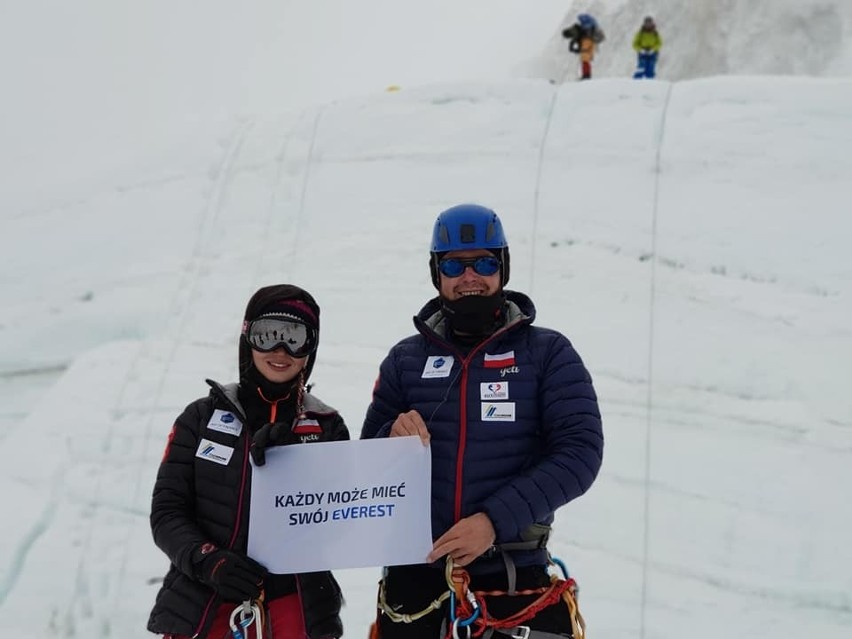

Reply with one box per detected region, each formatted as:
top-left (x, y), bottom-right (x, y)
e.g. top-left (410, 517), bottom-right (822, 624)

top-left (376, 564), bottom-right (574, 639)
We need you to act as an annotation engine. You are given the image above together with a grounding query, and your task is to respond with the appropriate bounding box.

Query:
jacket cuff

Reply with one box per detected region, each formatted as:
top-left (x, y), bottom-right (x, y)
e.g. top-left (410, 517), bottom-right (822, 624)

top-left (186, 542), bottom-right (218, 577)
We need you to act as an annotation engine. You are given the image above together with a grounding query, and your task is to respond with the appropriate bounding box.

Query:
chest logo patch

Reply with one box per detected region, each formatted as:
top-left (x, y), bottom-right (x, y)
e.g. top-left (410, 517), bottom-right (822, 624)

top-left (422, 355), bottom-right (455, 379)
top-left (481, 402), bottom-right (516, 422)
top-left (480, 382), bottom-right (509, 400)
top-left (207, 409), bottom-right (243, 437)
top-left (195, 438), bottom-right (234, 466)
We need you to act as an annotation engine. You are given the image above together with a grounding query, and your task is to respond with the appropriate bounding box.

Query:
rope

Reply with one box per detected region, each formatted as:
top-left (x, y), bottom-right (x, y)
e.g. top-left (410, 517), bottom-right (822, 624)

top-left (528, 87), bottom-right (559, 299)
top-left (444, 558), bottom-right (585, 639)
top-left (292, 106), bottom-right (326, 251)
top-left (639, 81), bottom-right (675, 639)
top-left (375, 558), bottom-right (585, 637)
top-left (375, 574), bottom-right (452, 624)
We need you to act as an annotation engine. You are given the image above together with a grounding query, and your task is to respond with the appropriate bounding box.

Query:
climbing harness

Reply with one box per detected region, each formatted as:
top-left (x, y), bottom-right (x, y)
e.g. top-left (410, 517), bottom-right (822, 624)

top-left (373, 553), bottom-right (586, 639)
top-left (445, 555), bottom-right (585, 639)
top-left (229, 598), bottom-right (266, 639)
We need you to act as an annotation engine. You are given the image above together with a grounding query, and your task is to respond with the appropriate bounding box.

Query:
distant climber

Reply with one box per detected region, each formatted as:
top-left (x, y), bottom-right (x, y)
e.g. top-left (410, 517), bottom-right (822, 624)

top-left (632, 16), bottom-right (662, 79)
top-left (562, 13), bottom-right (605, 80)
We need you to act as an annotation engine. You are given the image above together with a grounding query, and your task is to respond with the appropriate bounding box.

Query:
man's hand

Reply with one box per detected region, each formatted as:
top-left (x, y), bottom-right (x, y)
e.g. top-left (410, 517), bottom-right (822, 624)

top-left (389, 410), bottom-right (430, 445)
top-left (428, 513), bottom-right (496, 567)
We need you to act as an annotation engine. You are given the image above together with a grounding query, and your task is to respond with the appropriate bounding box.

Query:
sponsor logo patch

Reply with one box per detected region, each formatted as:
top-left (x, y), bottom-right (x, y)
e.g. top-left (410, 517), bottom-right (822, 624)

top-left (481, 402), bottom-right (516, 421)
top-left (207, 409), bottom-right (243, 436)
top-left (195, 438), bottom-right (234, 466)
top-left (480, 382), bottom-right (509, 400)
top-left (422, 355), bottom-right (455, 379)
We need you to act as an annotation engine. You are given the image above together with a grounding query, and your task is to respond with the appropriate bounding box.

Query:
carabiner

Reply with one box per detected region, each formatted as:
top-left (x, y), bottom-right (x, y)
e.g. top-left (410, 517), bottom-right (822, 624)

top-left (451, 617), bottom-right (472, 639)
top-left (229, 600), bottom-right (262, 639)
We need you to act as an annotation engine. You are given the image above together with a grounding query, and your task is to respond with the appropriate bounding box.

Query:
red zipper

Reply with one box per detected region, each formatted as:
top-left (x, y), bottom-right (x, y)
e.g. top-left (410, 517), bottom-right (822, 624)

top-left (450, 330), bottom-right (508, 523)
top-left (453, 360), bottom-right (470, 523)
top-left (416, 316), bottom-right (523, 525)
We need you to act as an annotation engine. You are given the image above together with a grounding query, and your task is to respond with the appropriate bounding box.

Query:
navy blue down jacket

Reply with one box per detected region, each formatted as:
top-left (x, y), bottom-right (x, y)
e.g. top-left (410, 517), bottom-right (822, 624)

top-left (361, 291), bottom-right (603, 573)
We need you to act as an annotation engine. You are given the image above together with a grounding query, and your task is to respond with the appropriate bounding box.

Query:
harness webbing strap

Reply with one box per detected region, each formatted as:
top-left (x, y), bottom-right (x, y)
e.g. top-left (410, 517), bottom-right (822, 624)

top-left (488, 524), bottom-right (551, 596)
top-left (500, 550), bottom-right (518, 596)
top-left (489, 524), bottom-right (551, 554)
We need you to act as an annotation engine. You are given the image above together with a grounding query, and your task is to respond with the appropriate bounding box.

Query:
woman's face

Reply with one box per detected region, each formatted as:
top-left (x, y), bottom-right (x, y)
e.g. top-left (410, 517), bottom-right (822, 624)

top-left (251, 347), bottom-right (307, 384)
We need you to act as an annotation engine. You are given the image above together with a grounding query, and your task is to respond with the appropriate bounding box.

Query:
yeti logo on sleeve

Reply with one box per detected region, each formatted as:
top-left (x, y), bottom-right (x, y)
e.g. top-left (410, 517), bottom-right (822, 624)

top-left (207, 409), bottom-right (243, 437)
top-left (422, 355), bottom-right (455, 379)
top-left (195, 438), bottom-right (234, 466)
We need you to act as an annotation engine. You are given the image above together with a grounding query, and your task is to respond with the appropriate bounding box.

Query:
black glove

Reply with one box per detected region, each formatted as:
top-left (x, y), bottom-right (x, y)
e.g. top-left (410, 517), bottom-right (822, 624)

top-left (195, 545), bottom-right (267, 601)
top-left (250, 422), bottom-right (301, 466)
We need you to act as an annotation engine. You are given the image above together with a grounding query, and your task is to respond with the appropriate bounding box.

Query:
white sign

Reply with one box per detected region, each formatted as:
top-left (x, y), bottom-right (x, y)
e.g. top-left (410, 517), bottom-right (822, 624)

top-left (248, 437), bottom-right (432, 573)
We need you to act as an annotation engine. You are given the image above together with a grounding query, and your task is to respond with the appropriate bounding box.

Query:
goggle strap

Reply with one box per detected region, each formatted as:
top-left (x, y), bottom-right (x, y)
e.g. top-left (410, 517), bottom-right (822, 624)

top-left (253, 311), bottom-right (310, 325)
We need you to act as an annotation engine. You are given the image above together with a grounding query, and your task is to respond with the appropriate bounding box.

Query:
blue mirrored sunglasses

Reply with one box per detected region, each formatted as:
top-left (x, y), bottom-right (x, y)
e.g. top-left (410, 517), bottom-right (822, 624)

top-left (438, 255), bottom-right (501, 278)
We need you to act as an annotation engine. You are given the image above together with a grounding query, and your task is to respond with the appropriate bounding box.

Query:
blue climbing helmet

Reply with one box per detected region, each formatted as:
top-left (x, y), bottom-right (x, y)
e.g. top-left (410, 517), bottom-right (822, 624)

top-left (429, 203), bottom-right (510, 288)
top-left (577, 13), bottom-right (597, 29)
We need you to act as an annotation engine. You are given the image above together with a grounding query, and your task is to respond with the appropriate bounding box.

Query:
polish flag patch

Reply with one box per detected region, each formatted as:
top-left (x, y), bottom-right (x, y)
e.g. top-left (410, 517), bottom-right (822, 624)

top-left (484, 351), bottom-right (515, 368)
top-left (293, 418), bottom-right (322, 434)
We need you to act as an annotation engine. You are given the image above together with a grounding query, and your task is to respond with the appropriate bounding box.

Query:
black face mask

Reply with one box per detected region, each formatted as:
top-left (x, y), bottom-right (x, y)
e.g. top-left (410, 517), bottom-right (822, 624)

top-left (441, 292), bottom-right (506, 336)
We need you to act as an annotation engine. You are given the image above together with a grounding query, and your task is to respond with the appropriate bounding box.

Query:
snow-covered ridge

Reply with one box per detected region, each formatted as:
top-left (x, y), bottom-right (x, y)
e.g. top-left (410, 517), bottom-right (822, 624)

top-left (533, 0), bottom-right (852, 81)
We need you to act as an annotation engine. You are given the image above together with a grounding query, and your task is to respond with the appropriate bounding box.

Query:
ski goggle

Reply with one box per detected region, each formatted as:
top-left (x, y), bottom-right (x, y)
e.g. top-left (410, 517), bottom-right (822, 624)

top-left (243, 317), bottom-right (317, 357)
top-left (438, 255), bottom-right (501, 278)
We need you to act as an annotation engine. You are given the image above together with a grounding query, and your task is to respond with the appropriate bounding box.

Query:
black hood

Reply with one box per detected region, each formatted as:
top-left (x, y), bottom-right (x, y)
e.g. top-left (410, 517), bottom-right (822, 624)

top-left (239, 284), bottom-right (321, 392)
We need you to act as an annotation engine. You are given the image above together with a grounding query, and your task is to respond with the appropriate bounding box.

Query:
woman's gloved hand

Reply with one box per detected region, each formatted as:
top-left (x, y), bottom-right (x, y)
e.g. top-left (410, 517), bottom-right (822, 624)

top-left (195, 544), bottom-right (267, 601)
top-left (250, 422), bottom-right (301, 466)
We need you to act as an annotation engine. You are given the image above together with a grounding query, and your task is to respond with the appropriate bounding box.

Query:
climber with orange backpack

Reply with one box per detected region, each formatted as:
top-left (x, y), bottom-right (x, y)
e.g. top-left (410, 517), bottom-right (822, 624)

top-left (562, 14), bottom-right (606, 80)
